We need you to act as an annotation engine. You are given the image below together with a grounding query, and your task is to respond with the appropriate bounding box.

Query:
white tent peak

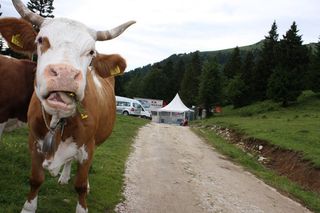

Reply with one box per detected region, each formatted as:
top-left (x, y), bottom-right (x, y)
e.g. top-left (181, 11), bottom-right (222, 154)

top-left (158, 93), bottom-right (194, 112)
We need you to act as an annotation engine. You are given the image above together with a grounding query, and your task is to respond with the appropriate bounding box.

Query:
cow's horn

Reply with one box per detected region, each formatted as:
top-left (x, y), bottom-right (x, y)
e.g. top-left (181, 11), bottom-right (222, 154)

top-left (96, 21), bottom-right (136, 41)
top-left (12, 0), bottom-right (44, 26)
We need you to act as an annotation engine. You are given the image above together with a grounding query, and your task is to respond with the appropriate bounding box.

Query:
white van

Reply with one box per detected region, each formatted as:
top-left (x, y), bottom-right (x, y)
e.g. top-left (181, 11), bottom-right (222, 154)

top-left (139, 105), bottom-right (152, 119)
top-left (116, 96), bottom-right (151, 119)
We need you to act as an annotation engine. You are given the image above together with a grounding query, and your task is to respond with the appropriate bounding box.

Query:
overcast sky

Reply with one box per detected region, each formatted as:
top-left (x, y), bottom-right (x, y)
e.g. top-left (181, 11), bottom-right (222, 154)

top-left (2, 0), bottom-right (319, 71)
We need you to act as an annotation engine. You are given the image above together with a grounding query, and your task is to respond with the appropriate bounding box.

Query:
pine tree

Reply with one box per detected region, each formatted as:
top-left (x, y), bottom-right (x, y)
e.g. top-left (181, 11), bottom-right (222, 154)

top-left (267, 66), bottom-right (290, 105)
top-left (226, 74), bottom-right (248, 108)
top-left (27, 0), bottom-right (55, 18)
top-left (223, 47), bottom-right (247, 107)
top-left (123, 75), bottom-right (143, 98)
top-left (175, 59), bottom-right (185, 88)
top-left (197, 59), bottom-right (222, 116)
top-left (162, 60), bottom-right (176, 100)
top-left (180, 65), bottom-right (195, 106)
top-left (240, 51), bottom-right (255, 105)
top-left (267, 22), bottom-right (309, 106)
top-left (141, 68), bottom-right (169, 100)
top-left (180, 51), bottom-right (202, 106)
top-left (223, 47), bottom-right (241, 79)
top-left (171, 59), bottom-right (185, 100)
top-left (308, 38), bottom-right (320, 92)
top-left (253, 21), bottom-right (279, 100)
top-left (115, 75), bottom-right (127, 96)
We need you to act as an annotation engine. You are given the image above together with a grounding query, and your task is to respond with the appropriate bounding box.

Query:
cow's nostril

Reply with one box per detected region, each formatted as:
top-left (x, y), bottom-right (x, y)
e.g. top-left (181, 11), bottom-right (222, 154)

top-left (50, 68), bottom-right (58, 76)
top-left (74, 72), bottom-right (82, 81)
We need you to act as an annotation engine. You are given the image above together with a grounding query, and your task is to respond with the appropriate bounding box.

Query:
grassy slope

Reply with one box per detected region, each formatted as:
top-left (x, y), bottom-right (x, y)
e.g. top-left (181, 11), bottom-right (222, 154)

top-left (191, 91), bottom-right (320, 212)
top-left (194, 91), bottom-right (320, 167)
top-left (193, 127), bottom-right (320, 212)
top-left (0, 115), bottom-right (148, 213)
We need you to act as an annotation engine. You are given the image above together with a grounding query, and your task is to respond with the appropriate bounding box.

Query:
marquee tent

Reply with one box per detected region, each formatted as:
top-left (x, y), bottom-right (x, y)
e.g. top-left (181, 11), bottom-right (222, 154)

top-left (152, 93), bottom-right (194, 124)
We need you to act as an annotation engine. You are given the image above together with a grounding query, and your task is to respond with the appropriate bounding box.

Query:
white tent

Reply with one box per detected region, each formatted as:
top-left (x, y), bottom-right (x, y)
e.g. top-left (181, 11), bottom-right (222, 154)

top-left (152, 93), bottom-right (194, 124)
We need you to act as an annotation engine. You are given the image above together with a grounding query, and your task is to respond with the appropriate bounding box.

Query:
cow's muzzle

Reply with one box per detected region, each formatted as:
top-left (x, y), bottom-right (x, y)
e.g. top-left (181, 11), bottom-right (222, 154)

top-left (40, 64), bottom-right (84, 115)
top-left (45, 91), bottom-right (76, 111)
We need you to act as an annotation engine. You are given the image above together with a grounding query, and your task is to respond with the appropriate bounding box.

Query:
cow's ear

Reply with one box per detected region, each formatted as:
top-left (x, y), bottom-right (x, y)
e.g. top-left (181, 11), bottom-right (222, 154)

top-left (91, 54), bottom-right (127, 78)
top-left (0, 18), bottom-right (37, 55)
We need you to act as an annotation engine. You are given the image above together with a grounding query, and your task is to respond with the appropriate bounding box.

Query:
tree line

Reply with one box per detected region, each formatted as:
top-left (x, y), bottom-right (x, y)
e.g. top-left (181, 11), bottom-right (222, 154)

top-left (116, 21), bottom-right (319, 116)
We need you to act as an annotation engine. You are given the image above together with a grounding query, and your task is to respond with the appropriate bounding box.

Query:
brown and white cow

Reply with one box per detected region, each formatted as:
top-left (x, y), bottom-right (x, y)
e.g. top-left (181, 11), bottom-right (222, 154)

top-left (0, 55), bottom-right (36, 138)
top-left (0, 18), bottom-right (37, 139)
top-left (10, 0), bottom-right (135, 212)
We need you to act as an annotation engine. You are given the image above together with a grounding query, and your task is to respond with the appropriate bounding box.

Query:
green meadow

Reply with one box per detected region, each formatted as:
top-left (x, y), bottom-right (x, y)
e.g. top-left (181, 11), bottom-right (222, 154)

top-left (0, 115), bottom-right (148, 213)
top-left (192, 91), bottom-right (320, 212)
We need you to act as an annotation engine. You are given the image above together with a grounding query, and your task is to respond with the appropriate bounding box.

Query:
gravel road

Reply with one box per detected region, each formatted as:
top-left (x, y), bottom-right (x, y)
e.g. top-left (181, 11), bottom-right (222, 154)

top-left (115, 123), bottom-right (311, 213)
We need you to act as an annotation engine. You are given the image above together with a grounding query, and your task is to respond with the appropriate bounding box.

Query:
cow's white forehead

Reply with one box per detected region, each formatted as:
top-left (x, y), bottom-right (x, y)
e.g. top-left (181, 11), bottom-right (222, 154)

top-left (40, 17), bottom-right (96, 40)
top-left (36, 17), bottom-right (96, 66)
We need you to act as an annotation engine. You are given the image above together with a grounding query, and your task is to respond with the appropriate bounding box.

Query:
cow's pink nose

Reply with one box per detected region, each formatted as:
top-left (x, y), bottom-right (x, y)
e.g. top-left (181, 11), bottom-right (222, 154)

top-left (45, 64), bottom-right (82, 81)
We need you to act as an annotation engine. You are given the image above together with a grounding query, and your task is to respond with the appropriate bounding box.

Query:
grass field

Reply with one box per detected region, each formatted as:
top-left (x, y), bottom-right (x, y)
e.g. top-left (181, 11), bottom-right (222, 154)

top-left (0, 115), bottom-right (148, 213)
top-left (194, 91), bottom-right (320, 167)
top-left (191, 90), bottom-right (320, 212)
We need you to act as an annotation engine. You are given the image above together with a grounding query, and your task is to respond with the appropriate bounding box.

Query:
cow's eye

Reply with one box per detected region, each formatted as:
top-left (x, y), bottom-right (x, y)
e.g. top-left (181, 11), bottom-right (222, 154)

top-left (89, 50), bottom-right (95, 56)
top-left (37, 37), bottom-right (43, 44)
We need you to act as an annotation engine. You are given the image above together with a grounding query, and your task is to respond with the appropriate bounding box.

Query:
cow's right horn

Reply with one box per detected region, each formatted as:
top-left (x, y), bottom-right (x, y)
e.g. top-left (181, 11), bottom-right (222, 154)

top-left (12, 0), bottom-right (44, 26)
top-left (96, 21), bottom-right (136, 41)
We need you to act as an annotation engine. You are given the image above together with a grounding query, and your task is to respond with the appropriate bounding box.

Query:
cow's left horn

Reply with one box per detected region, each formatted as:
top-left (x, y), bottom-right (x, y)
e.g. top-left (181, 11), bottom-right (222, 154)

top-left (96, 21), bottom-right (136, 41)
top-left (12, 0), bottom-right (44, 26)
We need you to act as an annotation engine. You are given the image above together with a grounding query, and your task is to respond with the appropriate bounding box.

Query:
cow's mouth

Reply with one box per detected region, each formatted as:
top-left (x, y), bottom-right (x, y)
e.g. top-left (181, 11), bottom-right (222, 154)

top-left (44, 91), bottom-right (76, 110)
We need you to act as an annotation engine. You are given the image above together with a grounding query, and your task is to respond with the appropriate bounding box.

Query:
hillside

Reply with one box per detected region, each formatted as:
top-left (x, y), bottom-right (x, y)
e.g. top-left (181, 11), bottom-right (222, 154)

top-left (127, 40), bottom-right (265, 73)
top-left (126, 40), bottom-right (316, 75)
top-left (116, 40), bottom-right (266, 99)
top-left (116, 38), bottom-right (317, 108)
top-left (193, 90), bottom-right (320, 166)
top-left (191, 90), bottom-right (320, 212)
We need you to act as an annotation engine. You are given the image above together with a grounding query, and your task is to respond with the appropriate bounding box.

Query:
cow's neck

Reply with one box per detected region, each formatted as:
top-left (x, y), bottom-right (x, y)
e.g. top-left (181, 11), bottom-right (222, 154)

top-left (41, 104), bottom-right (67, 154)
top-left (41, 105), bottom-right (62, 131)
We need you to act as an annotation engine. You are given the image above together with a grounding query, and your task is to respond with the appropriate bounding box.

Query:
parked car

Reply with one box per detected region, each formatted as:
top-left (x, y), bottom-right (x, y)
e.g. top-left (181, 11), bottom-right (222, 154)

top-left (116, 96), bottom-right (151, 119)
top-left (140, 105), bottom-right (152, 119)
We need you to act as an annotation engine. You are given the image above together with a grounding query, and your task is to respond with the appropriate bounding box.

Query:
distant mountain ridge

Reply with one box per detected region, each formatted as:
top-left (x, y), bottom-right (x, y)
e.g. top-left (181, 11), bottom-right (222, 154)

top-left (128, 40), bottom-right (316, 73)
top-left (127, 40), bottom-right (265, 73)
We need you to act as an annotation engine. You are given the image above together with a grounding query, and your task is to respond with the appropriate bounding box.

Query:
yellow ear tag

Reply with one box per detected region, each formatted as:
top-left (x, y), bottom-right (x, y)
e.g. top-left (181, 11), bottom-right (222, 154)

top-left (80, 113), bottom-right (88, 119)
top-left (11, 34), bottom-right (24, 48)
top-left (110, 66), bottom-right (121, 76)
top-left (72, 94), bottom-right (88, 120)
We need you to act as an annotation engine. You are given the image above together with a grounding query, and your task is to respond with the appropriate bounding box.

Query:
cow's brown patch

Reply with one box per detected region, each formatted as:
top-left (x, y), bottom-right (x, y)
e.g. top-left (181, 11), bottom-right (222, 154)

top-left (0, 56), bottom-right (36, 123)
top-left (39, 37), bottom-right (51, 54)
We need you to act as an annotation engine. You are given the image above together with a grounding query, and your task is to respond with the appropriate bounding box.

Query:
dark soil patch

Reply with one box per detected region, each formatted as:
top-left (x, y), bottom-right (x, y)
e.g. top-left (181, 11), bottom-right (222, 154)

top-left (198, 125), bottom-right (320, 194)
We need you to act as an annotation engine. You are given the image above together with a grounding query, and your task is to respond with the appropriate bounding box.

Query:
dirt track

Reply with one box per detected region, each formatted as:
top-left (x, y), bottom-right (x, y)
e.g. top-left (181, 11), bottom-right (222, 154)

top-left (115, 123), bottom-right (311, 213)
